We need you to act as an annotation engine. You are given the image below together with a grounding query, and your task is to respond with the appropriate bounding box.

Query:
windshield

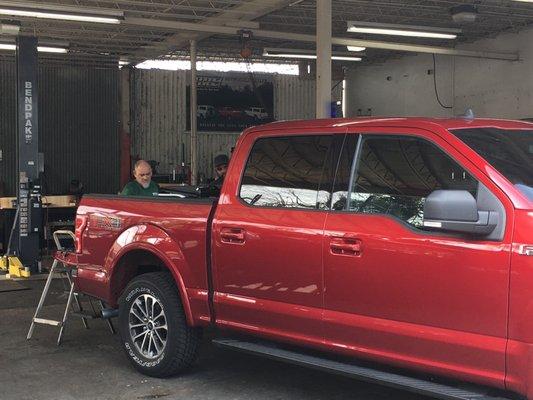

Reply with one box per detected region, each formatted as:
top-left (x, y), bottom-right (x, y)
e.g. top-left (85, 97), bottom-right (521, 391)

top-left (450, 128), bottom-right (533, 201)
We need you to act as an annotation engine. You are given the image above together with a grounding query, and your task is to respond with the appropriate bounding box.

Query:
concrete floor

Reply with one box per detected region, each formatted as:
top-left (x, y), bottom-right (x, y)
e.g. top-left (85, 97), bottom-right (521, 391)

top-left (1, 278), bottom-right (429, 400)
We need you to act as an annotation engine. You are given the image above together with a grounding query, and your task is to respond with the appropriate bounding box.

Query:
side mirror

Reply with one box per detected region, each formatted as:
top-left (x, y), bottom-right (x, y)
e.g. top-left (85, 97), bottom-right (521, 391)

top-left (423, 190), bottom-right (498, 236)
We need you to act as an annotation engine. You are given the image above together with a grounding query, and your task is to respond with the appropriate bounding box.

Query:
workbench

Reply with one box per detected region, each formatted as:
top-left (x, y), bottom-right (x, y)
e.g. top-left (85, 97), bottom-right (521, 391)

top-left (0, 195), bottom-right (77, 254)
top-left (0, 195), bottom-right (77, 210)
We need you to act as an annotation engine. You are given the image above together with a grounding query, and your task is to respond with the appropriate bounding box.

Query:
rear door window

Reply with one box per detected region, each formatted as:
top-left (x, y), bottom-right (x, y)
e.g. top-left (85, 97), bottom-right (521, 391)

top-left (239, 135), bottom-right (333, 209)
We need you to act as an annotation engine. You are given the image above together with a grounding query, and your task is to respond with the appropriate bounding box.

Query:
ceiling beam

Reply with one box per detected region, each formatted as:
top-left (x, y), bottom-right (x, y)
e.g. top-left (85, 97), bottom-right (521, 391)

top-left (130, 0), bottom-right (295, 59)
top-left (62, 0), bottom-right (260, 16)
top-left (123, 17), bottom-right (519, 61)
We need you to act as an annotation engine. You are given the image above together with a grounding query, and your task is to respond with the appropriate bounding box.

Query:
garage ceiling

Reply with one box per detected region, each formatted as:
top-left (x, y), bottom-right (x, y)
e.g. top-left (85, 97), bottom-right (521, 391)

top-left (1, 0), bottom-right (533, 66)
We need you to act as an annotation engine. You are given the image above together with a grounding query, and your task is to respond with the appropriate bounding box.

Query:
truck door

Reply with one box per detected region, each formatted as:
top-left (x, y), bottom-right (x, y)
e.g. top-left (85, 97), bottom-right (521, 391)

top-left (212, 131), bottom-right (341, 344)
top-left (322, 128), bottom-right (512, 389)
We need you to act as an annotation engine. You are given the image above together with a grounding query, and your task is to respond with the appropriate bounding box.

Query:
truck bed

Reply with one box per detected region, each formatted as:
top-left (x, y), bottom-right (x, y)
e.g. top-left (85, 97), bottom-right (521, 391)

top-left (72, 194), bottom-right (217, 324)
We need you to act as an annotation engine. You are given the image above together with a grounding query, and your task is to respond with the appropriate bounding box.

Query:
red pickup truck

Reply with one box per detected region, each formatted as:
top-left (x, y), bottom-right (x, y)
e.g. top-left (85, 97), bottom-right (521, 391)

top-left (61, 117), bottom-right (533, 400)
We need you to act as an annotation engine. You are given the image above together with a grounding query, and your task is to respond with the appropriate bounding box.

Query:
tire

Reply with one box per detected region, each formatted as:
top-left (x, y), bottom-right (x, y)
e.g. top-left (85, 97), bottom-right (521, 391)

top-left (118, 272), bottom-right (201, 377)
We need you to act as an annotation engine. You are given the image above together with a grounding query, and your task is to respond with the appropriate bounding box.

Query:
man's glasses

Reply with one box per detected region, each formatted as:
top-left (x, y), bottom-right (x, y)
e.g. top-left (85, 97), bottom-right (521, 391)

top-left (216, 165), bottom-right (227, 172)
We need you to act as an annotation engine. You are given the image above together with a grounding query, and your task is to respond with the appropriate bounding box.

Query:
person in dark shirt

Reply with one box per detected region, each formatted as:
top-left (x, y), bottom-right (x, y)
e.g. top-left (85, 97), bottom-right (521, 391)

top-left (209, 154), bottom-right (229, 197)
top-left (121, 160), bottom-right (159, 196)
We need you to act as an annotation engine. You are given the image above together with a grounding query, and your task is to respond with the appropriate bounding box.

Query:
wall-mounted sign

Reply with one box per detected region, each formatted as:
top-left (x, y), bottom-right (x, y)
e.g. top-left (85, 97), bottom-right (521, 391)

top-left (187, 72), bottom-right (275, 132)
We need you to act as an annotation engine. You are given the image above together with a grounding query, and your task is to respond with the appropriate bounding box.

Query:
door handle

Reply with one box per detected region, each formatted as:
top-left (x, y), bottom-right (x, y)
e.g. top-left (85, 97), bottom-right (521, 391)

top-left (220, 227), bottom-right (245, 244)
top-left (330, 236), bottom-right (362, 256)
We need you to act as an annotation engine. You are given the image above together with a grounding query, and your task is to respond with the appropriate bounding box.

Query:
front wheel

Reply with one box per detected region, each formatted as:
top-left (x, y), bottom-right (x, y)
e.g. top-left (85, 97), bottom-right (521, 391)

top-left (118, 272), bottom-right (201, 377)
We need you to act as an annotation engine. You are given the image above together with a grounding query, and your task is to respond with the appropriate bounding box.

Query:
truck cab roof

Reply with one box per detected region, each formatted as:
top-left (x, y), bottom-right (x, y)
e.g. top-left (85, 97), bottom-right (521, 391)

top-left (245, 117), bottom-right (533, 134)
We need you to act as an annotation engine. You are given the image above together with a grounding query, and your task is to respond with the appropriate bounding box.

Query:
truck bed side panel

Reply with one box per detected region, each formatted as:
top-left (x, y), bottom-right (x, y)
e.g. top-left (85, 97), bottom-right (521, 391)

top-left (75, 195), bottom-right (215, 325)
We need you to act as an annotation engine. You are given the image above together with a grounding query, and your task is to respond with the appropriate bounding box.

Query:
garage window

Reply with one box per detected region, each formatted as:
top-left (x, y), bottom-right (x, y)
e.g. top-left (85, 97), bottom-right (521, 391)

top-left (239, 135), bottom-right (333, 209)
top-left (348, 135), bottom-right (478, 228)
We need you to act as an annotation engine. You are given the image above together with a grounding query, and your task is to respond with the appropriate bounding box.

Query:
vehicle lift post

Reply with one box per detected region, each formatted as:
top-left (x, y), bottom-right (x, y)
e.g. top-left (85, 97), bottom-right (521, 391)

top-left (13, 36), bottom-right (42, 276)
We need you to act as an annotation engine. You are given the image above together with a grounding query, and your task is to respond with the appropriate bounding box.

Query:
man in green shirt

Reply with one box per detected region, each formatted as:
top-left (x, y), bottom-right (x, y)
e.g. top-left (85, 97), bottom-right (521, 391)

top-left (121, 160), bottom-right (160, 196)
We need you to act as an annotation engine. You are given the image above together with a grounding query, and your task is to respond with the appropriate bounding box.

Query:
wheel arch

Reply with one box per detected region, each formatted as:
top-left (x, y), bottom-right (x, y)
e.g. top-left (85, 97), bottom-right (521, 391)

top-left (109, 243), bottom-right (194, 326)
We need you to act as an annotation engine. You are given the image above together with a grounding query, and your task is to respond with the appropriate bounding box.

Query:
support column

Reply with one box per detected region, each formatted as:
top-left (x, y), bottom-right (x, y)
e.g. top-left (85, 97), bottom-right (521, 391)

top-left (16, 36), bottom-right (41, 272)
top-left (316, 0), bottom-right (332, 118)
top-left (119, 67), bottom-right (132, 189)
top-left (190, 40), bottom-right (198, 186)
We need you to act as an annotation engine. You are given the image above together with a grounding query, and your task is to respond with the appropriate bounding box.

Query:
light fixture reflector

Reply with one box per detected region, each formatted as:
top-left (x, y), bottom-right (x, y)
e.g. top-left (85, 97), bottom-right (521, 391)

top-left (347, 46), bottom-right (366, 52)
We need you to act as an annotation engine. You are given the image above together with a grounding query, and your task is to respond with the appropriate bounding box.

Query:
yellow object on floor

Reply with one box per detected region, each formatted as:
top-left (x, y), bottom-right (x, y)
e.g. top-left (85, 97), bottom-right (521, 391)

top-left (0, 255), bottom-right (30, 279)
top-left (0, 255), bottom-right (7, 271)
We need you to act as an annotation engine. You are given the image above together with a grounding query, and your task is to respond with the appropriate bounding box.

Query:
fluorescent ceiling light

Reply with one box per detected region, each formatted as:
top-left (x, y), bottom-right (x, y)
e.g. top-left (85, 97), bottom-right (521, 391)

top-left (347, 46), bottom-right (366, 52)
top-left (0, 2), bottom-right (123, 24)
top-left (0, 43), bottom-right (68, 53)
top-left (350, 28), bottom-right (456, 39)
top-left (0, 23), bottom-right (19, 34)
top-left (37, 46), bottom-right (68, 53)
top-left (263, 48), bottom-right (362, 62)
top-left (347, 21), bottom-right (460, 39)
top-left (512, 0), bottom-right (533, 2)
top-left (265, 53), bottom-right (362, 62)
top-left (266, 53), bottom-right (315, 59)
top-left (331, 56), bottom-right (362, 61)
top-left (119, 60), bottom-right (129, 66)
top-left (136, 59), bottom-right (299, 76)
top-left (0, 8), bottom-right (121, 23)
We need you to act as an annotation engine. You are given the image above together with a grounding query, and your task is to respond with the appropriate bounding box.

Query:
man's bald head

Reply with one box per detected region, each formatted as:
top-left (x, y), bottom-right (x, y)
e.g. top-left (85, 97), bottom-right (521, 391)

top-left (134, 160), bottom-right (151, 170)
top-left (133, 160), bottom-right (153, 189)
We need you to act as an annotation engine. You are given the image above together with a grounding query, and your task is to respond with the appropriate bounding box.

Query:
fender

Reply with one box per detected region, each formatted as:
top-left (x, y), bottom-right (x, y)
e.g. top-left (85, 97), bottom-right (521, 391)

top-left (104, 223), bottom-right (197, 326)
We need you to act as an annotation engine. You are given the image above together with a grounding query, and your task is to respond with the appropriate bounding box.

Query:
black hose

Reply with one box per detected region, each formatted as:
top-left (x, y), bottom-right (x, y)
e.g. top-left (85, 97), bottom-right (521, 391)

top-left (433, 54), bottom-right (453, 110)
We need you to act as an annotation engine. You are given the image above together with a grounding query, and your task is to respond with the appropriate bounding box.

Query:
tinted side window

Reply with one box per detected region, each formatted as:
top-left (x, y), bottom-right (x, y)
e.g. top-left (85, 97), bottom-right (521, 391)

top-left (240, 135), bottom-right (333, 209)
top-left (349, 135), bottom-right (478, 228)
top-left (451, 128), bottom-right (533, 201)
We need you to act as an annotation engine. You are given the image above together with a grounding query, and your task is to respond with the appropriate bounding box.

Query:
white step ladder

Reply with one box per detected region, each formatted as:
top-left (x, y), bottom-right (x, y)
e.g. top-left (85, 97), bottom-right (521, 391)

top-left (27, 230), bottom-right (115, 345)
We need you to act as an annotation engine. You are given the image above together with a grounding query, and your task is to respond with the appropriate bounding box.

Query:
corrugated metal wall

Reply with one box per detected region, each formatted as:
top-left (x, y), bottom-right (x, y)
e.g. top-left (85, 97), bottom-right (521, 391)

top-left (273, 75), bottom-right (343, 121)
top-left (2, 66), bottom-right (345, 197)
top-left (274, 75), bottom-right (316, 121)
top-left (0, 61), bottom-right (119, 196)
top-left (131, 70), bottom-right (240, 181)
top-left (131, 72), bottom-right (342, 181)
top-left (39, 65), bottom-right (119, 194)
top-left (131, 69), bottom-right (187, 173)
top-left (0, 61), bottom-right (16, 196)
top-left (197, 131), bottom-right (240, 182)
